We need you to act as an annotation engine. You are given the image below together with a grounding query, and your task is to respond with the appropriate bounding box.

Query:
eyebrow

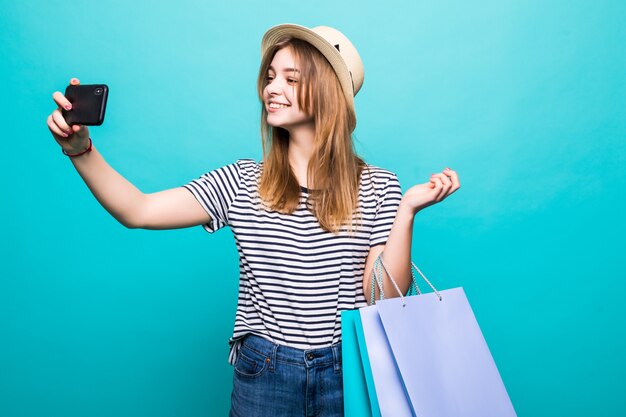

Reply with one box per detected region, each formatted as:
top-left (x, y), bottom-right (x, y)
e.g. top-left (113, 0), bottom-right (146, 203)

top-left (268, 65), bottom-right (300, 73)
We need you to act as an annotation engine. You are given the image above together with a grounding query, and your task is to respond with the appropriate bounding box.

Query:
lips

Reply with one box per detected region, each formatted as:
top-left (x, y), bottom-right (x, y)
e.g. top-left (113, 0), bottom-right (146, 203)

top-left (267, 102), bottom-right (291, 112)
top-left (269, 102), bottom-right (290, 109)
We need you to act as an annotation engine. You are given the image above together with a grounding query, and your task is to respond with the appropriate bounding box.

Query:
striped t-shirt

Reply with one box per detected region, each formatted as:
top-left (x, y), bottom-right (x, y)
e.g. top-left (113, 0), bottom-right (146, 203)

top-left (183, 159), bottom-right (402, 364)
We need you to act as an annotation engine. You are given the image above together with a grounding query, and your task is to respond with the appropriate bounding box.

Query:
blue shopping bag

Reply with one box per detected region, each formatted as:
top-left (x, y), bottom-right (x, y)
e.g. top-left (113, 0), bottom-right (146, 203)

top-left (341, 256), bottom-right (419, 417)
top-left (341, 310), bottom-right (381, 417)
top-left (359, 254), bottom-right (517, 417)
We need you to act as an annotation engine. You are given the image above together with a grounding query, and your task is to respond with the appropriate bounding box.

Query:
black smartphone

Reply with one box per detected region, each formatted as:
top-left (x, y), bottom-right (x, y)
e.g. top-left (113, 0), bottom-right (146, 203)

top-left (61, 84), bottom-right (109, 126)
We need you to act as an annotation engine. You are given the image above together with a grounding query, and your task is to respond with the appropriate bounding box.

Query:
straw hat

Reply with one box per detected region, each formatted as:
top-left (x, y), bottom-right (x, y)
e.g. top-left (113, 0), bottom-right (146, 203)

top-left (261, 24), bottom-right (364, 131)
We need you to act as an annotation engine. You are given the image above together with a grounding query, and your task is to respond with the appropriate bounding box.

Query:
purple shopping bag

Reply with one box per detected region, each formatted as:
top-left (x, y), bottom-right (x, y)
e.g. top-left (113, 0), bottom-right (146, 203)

top-left (377, 288), bottom-right (516, 417)
top-left (359, 305), bottom-right (414, 417)
top-left (365, 255), bottom-right (517, 417)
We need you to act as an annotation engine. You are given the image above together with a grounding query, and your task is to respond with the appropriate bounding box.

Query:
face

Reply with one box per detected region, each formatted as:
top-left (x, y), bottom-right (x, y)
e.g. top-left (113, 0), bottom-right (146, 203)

top-left (263, 47), bottom-right (314, 130)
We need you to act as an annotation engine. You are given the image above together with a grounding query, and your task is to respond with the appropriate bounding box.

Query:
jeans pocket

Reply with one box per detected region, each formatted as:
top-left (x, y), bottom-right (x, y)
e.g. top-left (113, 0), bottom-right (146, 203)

top-left (234, 346), bottom-right (269, 379)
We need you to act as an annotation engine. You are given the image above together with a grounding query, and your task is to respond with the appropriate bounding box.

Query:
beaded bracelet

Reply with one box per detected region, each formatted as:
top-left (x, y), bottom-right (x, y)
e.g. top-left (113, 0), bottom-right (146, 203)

top-left (62, 138), bottom-right (93, 157)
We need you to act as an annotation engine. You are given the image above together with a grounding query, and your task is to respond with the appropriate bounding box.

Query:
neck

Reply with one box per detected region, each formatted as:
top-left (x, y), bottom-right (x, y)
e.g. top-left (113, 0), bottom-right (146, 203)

top-left (286, 122), bottom-right (315, 187)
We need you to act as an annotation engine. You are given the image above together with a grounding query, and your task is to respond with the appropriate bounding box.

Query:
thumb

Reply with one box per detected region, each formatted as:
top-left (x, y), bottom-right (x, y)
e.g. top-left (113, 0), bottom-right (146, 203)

top-left (72, 124), bottom-right (86, 136)
top-left (70, 124), bottom-right (90, 140)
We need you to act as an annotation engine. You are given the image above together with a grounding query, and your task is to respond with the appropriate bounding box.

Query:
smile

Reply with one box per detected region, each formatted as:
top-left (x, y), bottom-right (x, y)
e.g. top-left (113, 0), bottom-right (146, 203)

top-left (269, 102), bottom-right (290, 109)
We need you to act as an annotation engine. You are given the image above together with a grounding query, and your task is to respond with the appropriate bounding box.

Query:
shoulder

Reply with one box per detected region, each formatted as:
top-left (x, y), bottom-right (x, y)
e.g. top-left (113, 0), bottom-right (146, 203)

top-left (234, 158), bottom-right (260, 169)
top-left (193, 158), bottom-right (259, 186)
top-left (203, 158), bottom-right (259, 179)
top-left (363, 163), bottom-right (397, 178)
top-left (233, 159), bottom-right (262, 183)
top-left (359, 164), bottom-right (402, 206)
top-left (361, 163), bottom-right (400, 187)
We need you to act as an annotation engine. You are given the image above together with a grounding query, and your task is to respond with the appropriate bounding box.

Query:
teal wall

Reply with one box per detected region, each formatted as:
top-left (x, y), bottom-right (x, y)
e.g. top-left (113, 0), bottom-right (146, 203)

top-left (1, 0), bottom-right (624, 416)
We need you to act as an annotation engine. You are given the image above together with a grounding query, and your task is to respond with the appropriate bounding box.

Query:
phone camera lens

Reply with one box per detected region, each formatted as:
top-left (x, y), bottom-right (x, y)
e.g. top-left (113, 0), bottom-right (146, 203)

top-left (94, 88), bottom-right (103, 95)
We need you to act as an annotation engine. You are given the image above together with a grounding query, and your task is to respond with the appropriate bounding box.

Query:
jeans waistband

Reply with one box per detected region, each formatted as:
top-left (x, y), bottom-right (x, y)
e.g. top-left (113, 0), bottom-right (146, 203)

top-left (241, 334), bottom-right (342, 372)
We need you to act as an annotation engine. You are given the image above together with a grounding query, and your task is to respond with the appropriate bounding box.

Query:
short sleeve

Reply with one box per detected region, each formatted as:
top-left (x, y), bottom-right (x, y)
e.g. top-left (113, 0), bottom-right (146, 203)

top-left (369, 174), bottom-right (403, 247)
top-left (182, 160), bottom-right (243, 233)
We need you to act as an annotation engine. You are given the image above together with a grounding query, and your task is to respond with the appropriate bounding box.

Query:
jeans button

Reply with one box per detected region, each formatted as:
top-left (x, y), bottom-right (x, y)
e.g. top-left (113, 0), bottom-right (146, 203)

top-left (307, 353), bottom-right (314, 361)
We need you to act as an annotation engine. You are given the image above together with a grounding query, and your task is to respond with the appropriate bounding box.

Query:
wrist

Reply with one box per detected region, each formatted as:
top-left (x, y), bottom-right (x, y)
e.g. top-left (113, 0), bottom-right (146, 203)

top-left (62, 138), bottom-right (93, 157)
top-left (397, 198), bottom-right (417, 220)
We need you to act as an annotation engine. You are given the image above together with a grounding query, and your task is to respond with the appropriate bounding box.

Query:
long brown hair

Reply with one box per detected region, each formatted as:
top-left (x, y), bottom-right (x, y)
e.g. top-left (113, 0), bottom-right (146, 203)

top-left (257, 37), bottom-right (367, 234)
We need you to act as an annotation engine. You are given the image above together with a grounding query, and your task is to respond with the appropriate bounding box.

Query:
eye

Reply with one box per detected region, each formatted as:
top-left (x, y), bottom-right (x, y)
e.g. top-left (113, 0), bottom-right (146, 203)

top-left (287, 78), bottom-right (298, 84)
top-left (265, 75), bottom-right (275, 82)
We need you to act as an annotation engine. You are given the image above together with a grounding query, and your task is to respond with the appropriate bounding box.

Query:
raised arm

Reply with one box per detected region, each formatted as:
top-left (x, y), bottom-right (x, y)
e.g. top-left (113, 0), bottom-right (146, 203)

top-left (68, 145), bottom-right (211, 229)
top-left (362, 169), bottom-right (460, 304)
top-left (48, 78), bottom-right (211, 230)
top-left (135, 186), bottom-right (211, 230)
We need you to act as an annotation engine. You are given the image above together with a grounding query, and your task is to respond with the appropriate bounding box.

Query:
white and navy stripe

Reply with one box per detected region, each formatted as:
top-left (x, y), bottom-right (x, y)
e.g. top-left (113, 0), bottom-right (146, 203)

top-left (183, 159), bottom-right (402, 364)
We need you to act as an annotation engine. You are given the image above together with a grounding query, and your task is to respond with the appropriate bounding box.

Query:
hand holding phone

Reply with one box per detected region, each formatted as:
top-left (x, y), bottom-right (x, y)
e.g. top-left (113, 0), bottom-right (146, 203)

top-left (48, 78), bottom-right (98, 154)
top-left (61, 83), bottom-right (109, 126)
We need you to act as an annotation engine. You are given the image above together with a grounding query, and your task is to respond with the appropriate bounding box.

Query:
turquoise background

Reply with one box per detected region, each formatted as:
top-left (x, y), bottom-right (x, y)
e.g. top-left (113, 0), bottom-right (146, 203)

top-left (1, 0), bottom-right (624, 415)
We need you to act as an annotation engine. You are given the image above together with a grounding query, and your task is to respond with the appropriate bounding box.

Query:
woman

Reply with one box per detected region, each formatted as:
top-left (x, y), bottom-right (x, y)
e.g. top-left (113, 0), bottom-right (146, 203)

top-left (47, 23), bottom-right (459, 417)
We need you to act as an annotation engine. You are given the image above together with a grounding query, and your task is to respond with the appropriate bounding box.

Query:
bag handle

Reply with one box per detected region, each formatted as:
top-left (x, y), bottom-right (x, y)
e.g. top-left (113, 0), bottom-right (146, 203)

top-left (370, 252), bottom-right (442, 307)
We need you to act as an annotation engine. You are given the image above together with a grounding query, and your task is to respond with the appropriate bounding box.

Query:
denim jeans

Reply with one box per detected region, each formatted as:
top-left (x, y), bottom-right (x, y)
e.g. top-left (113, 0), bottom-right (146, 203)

top-left (229, 334), bottom-right (344, 417)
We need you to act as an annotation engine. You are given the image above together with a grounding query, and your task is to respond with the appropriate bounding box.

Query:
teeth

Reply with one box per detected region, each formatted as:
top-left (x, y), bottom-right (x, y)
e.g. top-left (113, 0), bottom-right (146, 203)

top-left (269, 103), bottom-right (290, 109)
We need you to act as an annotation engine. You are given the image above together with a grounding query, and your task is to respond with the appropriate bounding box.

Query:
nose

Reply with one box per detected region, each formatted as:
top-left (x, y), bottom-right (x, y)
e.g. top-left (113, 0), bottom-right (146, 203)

top-left (265, 77), bottom-right (283, 97)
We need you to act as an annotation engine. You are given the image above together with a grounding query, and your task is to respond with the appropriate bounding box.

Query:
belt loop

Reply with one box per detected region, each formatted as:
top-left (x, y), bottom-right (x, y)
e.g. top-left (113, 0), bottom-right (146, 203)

top-left (332, 343), bottom-right (341, 373)
top-left (269, 342), bottom-right (278, 373)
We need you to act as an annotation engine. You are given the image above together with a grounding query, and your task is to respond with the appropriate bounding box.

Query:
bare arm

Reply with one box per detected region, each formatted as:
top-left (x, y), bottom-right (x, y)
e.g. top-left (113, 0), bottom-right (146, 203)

top-left (362, 169), bottom-right (461, 304)
top-left (68, 144), bottom-right (211, 229)
top-left (362, 204), bottom-right (414, 304)
top-left (66, 143), bottom-right (143, 228)
top-left (136, 186), bottom-right (211, 230)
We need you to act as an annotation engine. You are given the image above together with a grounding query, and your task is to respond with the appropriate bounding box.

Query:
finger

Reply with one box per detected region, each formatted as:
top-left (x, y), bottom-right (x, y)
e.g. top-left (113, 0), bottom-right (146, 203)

top-left (52, 91), bottom-right (72, 111)
top-left (429, 177), bottom-right (441, 186)
top-left (430, 176), bottom-right (448, 201)
top-left (444, 168), bottom-right (461, 190)
top-left (437, 182), bottom-right (448, 201)
top-left (430, 177), bottom-right (443, 196)
top-left (436, 168), bottom-right (459, 199)
top-left (71, 124), bottom-right (87, 136)
top-left (431, 172), bottom-right (452, 187)
top-left (70, 77), bottom-right (80, 85)
top-left (51, 109), bottom-right (73, 134)
top-left (47, 114), bottom-right (69, 138)
top-left (431, 173), bottom-right (452, 199)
